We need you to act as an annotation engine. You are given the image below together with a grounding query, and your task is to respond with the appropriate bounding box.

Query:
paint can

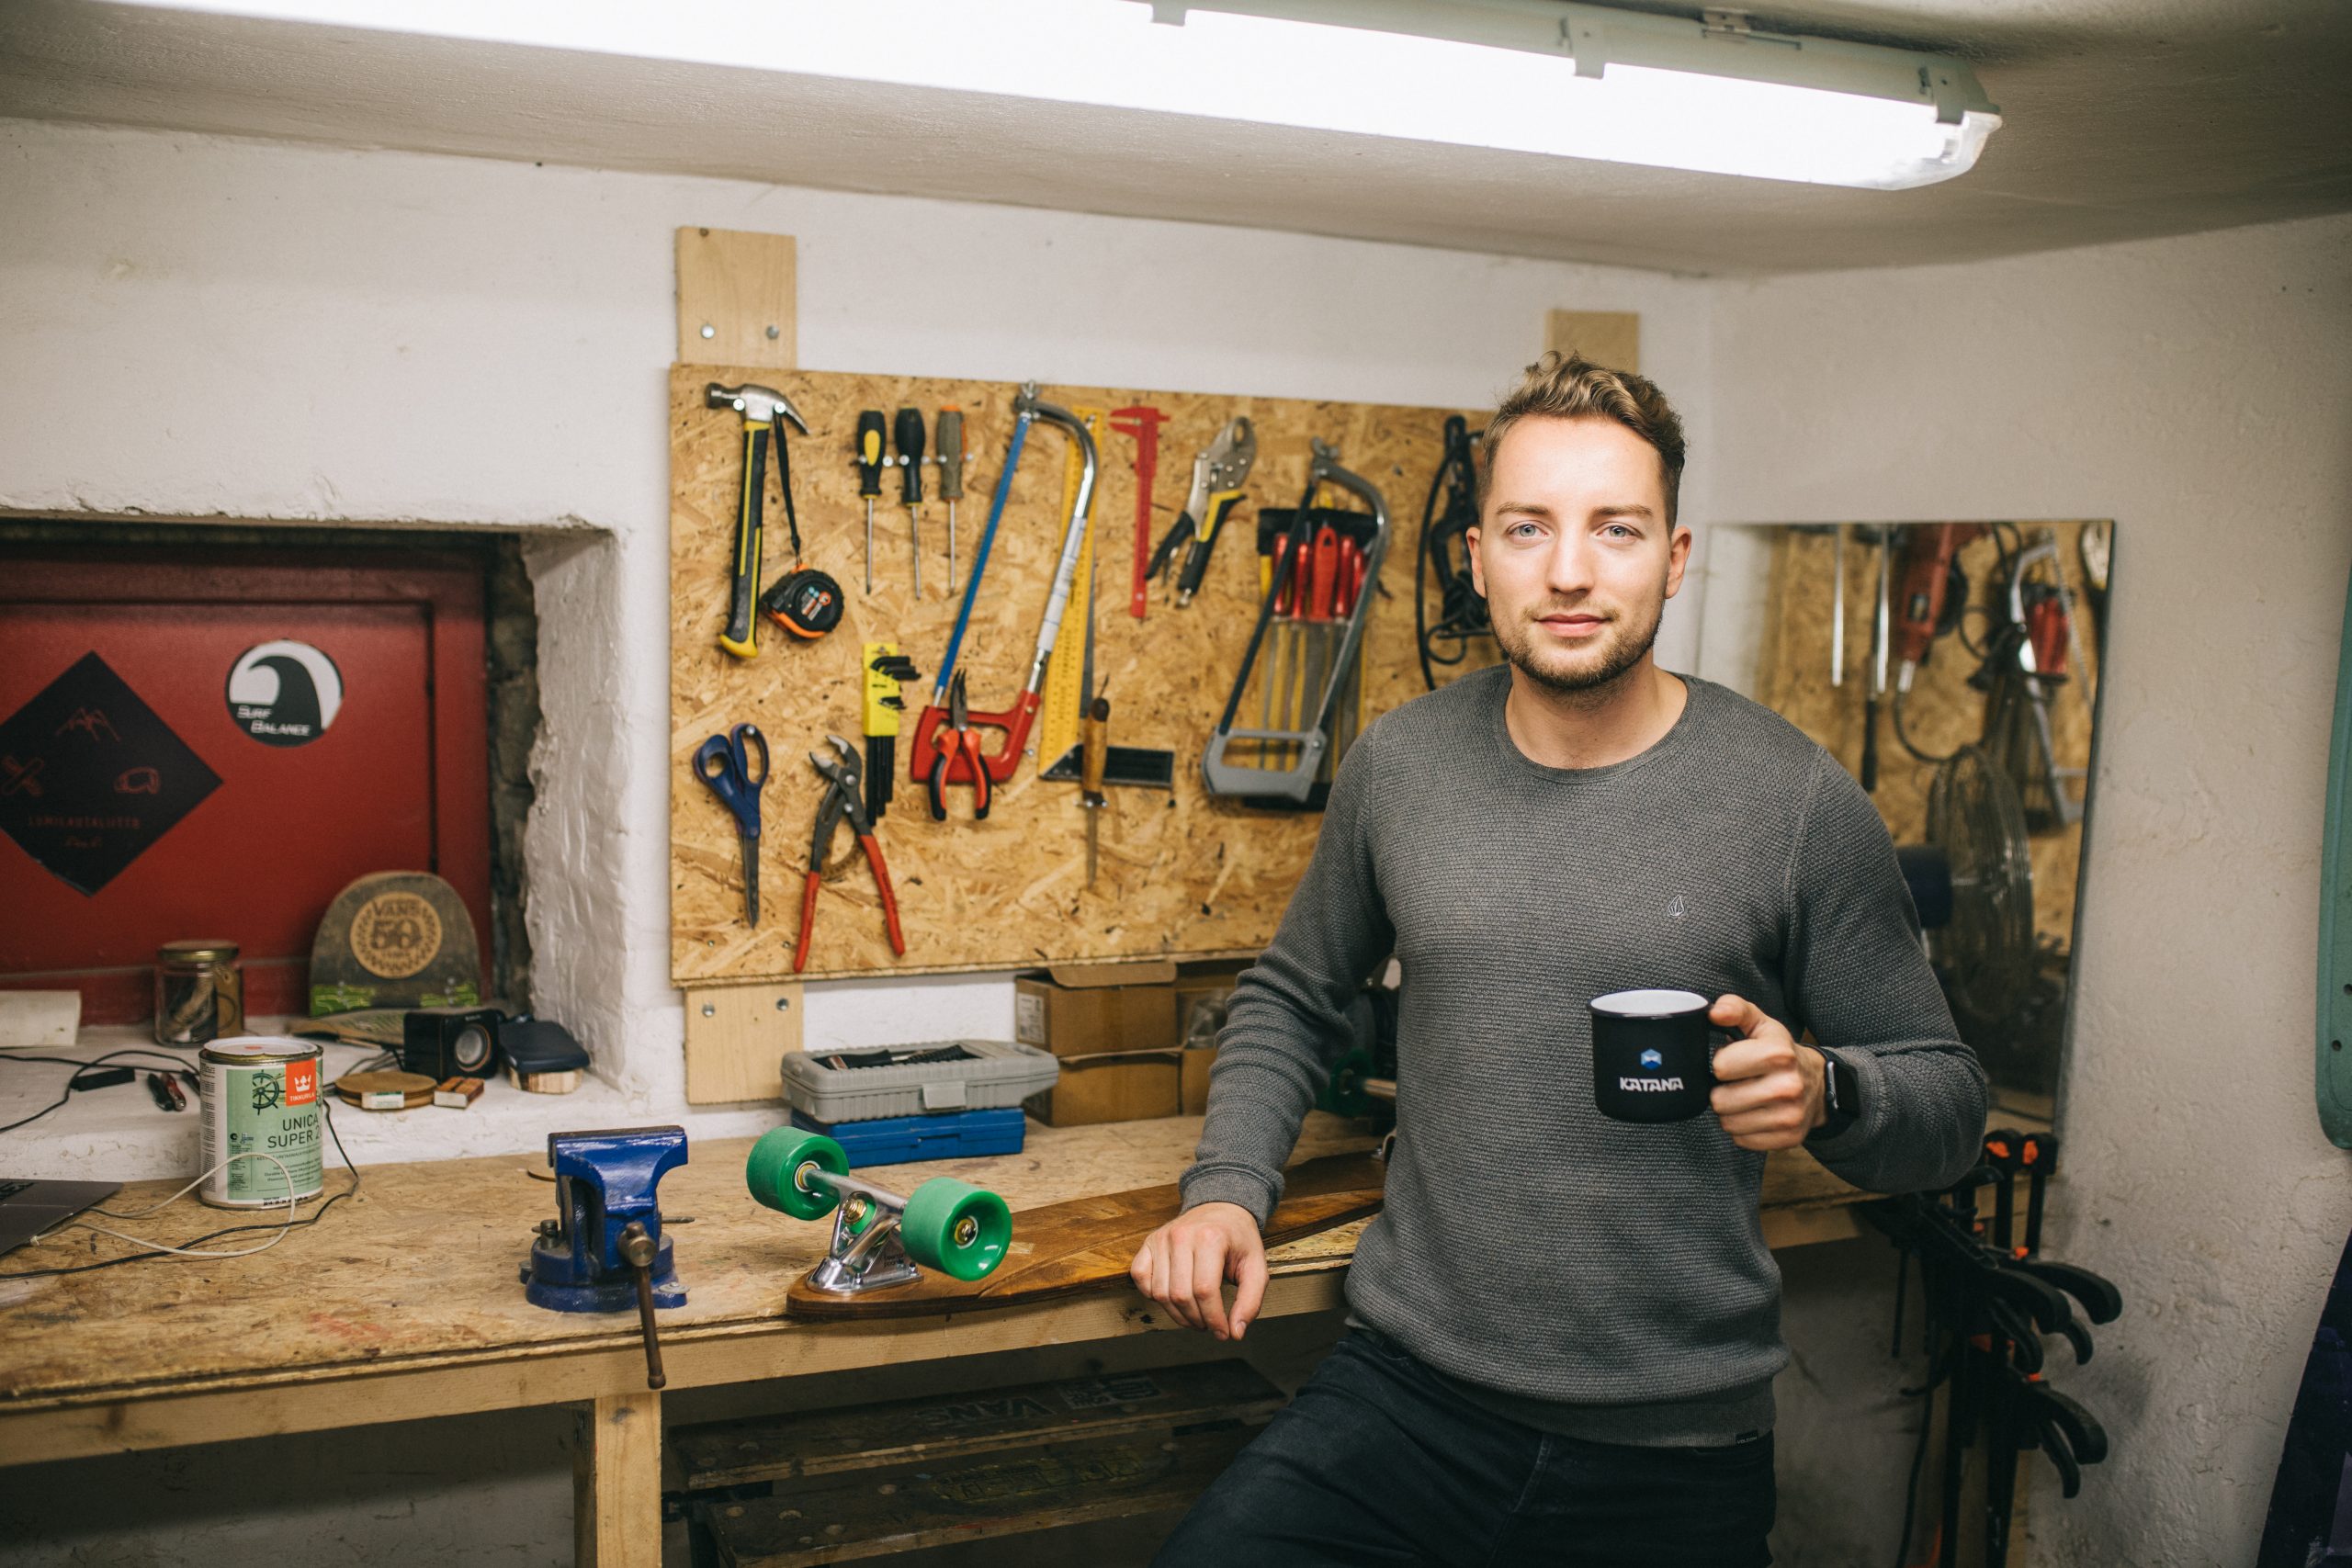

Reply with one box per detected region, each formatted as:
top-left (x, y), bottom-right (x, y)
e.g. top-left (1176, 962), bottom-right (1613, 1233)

top-left (198, 1036), bottom-right (325, 1209)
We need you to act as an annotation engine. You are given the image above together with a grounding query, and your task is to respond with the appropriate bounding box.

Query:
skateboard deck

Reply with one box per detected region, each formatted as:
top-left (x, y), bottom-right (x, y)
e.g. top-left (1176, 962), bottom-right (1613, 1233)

top-left (784, 1150), bottom-right (1386, 1320)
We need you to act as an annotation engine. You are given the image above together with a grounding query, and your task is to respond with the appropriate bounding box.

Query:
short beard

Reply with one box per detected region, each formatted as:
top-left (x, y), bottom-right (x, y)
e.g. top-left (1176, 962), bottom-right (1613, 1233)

top-left (1494, 593), bottom-right (1665, 704)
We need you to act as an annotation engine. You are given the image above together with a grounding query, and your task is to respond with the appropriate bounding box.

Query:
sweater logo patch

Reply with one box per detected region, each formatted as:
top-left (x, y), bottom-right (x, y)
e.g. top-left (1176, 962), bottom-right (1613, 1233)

top-left (1668, 895), bottom-right (1689, 920)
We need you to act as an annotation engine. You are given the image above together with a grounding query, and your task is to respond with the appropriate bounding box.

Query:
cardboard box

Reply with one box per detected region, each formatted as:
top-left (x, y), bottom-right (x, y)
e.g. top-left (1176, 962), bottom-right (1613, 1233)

top-left (1014, 959), bottom-right (1246, 1125)
top-left (1014, 961), bottom-right (1178, 1059)
top-left (1023, 1049), bottom-right (1183, 1127)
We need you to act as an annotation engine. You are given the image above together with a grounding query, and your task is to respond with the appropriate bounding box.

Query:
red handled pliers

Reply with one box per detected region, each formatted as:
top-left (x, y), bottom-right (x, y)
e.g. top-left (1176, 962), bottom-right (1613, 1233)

top-left (925, 669), bottom-right (992, 821)
top-left (795, 734), bottom-right (907, 973)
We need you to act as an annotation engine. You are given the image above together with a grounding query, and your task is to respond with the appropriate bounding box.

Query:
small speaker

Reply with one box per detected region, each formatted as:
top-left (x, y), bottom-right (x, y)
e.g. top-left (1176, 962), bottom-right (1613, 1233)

top-left (399, 1006), bottom-right (505, 1080)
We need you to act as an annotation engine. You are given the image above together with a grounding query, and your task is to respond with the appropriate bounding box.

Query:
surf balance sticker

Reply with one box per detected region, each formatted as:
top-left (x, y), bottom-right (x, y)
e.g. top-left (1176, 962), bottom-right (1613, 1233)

top-left (0, 652), bottom-right (222, 896)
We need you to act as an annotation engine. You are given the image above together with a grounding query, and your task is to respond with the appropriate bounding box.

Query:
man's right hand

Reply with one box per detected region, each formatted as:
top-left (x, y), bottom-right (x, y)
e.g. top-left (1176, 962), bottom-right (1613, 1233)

top-left (1129, 1201), bottom-right (1267, 1342)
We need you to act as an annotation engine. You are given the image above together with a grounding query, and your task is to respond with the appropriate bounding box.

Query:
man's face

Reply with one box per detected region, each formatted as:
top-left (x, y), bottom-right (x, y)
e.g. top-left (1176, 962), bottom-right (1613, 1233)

top-left (1467, 415), bottom-right (1690, 698)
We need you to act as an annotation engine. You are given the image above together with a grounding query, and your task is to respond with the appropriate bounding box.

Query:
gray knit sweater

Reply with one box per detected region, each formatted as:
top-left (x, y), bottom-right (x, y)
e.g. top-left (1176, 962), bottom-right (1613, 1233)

top-left (1181, 665), bottom-right (1987, 1446)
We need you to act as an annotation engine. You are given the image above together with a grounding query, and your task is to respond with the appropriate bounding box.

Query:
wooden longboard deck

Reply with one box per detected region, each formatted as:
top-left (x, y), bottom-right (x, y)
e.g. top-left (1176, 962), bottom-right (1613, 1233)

top-left (785, 1151), bottom-right (1386, 1320)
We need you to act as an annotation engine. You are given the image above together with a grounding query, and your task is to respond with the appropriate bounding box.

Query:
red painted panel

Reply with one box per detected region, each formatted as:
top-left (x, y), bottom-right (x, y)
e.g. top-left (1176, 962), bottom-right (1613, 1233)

top-left (0, 548), bottom-right (492, 1022)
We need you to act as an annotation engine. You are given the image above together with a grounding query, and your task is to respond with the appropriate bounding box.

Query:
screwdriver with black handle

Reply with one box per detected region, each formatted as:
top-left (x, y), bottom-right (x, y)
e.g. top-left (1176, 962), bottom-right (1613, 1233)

top-left (895, 408), bottom-right (926, 599)
top-left (855, 410), bottom-right (887, 593)
top-left (937, 407), bottom-right (965, 594)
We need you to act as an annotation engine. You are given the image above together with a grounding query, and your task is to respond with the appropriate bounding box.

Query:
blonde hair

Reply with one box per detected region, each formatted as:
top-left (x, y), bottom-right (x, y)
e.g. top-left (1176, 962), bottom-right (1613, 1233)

top-left (1478, 351), bottom-right (1688, 525)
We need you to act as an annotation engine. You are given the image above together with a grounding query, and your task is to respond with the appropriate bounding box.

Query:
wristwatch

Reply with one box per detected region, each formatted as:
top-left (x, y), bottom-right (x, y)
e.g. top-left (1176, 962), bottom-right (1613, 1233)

top-left (1810, 1046), bottom-right (1861, 1138)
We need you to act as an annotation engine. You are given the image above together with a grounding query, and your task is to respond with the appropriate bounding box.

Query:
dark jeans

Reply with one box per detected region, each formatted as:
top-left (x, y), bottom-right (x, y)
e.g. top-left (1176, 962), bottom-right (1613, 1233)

top-left (1152, 1329), bottom-right (1774, 1568)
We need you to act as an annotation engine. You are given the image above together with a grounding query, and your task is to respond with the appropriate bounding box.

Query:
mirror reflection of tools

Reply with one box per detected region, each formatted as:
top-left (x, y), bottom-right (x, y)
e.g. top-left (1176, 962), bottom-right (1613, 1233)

top-left (1146, 417), bottom-right (1257, 606)
top-left (694, 723), bottom-right (769, 926)
top-left (797, 734), bottom-right (908, 973)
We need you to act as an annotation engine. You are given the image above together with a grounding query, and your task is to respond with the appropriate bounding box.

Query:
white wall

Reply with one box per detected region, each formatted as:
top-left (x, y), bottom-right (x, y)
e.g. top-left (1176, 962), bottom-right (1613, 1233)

top-left (1710, 211), bottom-right (2352, 1564)
top-left (0, 118), bottom-right (1714, 1140)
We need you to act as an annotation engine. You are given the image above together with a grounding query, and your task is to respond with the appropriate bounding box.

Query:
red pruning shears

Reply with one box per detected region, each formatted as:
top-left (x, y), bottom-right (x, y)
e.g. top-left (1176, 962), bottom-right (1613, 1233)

top-left (796, 734), bottom-right (906, 973)
top-left (924, 670), bottom-right (993, 821)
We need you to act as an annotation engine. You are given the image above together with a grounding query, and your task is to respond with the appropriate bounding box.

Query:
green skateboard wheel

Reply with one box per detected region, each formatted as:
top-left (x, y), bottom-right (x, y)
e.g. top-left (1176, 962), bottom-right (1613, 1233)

top-left (899, 1178), bottom-right (1012, 1281)
top-left (745, 1129), bottom-right (848, 1221)
top-left (1319, 1047), bottom-right (1374, 1118)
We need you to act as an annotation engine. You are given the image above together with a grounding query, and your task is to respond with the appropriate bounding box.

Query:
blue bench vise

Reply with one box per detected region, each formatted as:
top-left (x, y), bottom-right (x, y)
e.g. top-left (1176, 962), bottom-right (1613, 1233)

top-left (522, 1126), bottom-right (688, 1387)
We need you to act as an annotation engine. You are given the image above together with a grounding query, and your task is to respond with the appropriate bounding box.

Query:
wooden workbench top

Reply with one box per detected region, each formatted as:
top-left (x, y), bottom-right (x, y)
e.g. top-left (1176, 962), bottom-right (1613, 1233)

top-left (0, 1113), bottom-right (1869, 1424)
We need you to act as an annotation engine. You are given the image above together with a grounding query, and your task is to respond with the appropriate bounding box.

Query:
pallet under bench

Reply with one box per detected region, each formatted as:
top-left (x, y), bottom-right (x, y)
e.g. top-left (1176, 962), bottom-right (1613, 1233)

top-left (675, 1358), bottom-right (1284, 1566)
top-left (0, 1111), bottom-right (1937, 1566)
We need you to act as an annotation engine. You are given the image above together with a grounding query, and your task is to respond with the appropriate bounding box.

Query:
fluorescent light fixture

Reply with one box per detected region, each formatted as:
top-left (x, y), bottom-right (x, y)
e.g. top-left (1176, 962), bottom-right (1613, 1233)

top-left (121, 0), bottom-right (2003, 189)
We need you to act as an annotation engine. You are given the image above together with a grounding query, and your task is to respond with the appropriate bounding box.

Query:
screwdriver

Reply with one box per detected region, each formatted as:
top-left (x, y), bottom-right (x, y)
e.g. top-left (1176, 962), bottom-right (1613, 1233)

top-left (1081, 695), bottom-right (1110, 886)
top-left (894, 408), bottom-right (926, 599)
top-left (937, 407), bottom-right (965, 595)
top-left (854, 409), bottom-right (886, 593)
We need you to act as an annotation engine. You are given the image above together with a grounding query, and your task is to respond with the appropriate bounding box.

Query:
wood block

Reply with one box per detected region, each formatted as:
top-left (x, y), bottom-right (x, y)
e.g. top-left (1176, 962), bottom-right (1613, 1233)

top-left (0, 989), bottom-right (79, 1048)
top-left (673, 1358), bottom-right (1282, 1490)
top-left (684, 982), bottom-right (804, 1105)
top-left (1545, 309), bottom-right (1641, 372)
top-left (677, 229), bottom-right (797, 370)
top-left (695, 1424), bottom-right (1254, 1567)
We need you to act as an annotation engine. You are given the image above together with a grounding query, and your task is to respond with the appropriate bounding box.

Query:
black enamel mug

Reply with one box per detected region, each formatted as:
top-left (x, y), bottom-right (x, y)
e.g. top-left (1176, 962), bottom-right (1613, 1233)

top-left (1589, 988), bottom-right (1735, 1123)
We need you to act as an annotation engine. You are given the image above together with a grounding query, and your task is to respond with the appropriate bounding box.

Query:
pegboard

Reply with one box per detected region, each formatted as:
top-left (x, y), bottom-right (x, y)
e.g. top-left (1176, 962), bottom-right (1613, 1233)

top-left (671, 366), bottom-right (1492, 986)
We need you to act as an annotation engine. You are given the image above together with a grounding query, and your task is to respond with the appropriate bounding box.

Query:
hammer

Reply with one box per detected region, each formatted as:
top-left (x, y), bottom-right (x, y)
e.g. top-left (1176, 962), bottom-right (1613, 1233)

top-left (707, 381), bottom-right (811, 660)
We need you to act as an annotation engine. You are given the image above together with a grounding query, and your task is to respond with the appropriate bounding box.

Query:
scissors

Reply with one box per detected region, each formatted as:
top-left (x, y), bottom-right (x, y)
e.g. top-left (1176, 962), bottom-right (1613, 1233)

top-left (694, 723), bottom-right (769, 925)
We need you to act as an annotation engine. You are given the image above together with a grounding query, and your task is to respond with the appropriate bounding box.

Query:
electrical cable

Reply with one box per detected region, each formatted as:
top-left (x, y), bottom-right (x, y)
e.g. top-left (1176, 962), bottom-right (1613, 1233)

top-left (0, 1048), bottom-right (206, 1134)
top-left (1413, 415), bottom-right (1491, 689)
top-left (0, 1099), bottom-right (360, 1281)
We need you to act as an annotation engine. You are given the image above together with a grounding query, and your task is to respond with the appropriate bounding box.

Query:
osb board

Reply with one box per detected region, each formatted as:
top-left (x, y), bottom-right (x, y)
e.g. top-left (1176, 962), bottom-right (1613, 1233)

top-left (1752, 524), bottom-right (2103, 947)
top-left (672, 366), bottom-right (1481, 986)
top-left (0, 1111), bottom-right (1376, 1407)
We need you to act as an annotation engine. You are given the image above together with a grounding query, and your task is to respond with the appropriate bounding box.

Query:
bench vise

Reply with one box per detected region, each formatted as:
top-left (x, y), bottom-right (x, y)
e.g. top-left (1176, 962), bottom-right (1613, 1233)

top-left (522, 1126), bottom-right (688, 1387)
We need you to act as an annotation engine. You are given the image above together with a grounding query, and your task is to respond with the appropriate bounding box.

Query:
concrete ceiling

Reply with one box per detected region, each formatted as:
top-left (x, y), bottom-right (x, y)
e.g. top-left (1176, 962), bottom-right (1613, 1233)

top-left (2, 0), bottom-right (2346, 276)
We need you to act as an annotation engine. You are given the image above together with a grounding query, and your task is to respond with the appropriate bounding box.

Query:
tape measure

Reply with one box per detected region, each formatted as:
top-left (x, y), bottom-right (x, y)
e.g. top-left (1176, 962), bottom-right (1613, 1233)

top-left (762, 567), bottom-right (844, 640)
top-left (1037, 406), bottom-right (1105, 774)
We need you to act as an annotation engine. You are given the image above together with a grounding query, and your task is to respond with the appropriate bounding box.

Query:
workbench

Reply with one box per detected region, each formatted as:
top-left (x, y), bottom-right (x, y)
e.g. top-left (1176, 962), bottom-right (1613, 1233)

top-left (0, 1111), bottom-right (1894, 1567)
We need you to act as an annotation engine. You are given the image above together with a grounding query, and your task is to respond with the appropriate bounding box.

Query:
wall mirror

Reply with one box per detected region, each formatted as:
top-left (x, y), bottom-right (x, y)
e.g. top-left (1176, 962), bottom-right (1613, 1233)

top-left (1694, 522), bottom-right (2112, 1127)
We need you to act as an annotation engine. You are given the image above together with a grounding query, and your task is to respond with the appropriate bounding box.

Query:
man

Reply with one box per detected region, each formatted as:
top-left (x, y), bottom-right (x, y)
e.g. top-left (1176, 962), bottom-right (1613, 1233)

top-left (1133, 352), bottom-right (1987, 1566)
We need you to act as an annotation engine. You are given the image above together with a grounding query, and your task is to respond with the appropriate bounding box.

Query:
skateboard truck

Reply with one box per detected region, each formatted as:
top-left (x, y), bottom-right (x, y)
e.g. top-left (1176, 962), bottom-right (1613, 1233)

top-left (522, 1126), bottom-right (688, 1389)
top-left (746, 1128), bottom-right (1012, 1299)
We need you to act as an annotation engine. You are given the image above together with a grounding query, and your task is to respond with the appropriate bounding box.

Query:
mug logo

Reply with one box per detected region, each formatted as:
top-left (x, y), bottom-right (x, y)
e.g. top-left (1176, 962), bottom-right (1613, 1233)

top-left (1639, 1048), bottom-right (1664, 1071)
top-left (1618, 1076), bottom-right (1687, 1093)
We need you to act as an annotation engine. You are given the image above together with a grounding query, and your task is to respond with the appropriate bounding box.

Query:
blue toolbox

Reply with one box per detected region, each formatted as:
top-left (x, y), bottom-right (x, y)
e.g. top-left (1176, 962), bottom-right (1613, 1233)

top-left (787, 1106), bottom-right (1027, 1168)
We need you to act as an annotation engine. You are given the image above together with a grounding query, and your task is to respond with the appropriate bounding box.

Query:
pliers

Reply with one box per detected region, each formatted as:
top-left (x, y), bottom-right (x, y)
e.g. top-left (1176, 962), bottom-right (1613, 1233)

top-left (925, 669), bottom-right (992, 821)
top-left (1145, 417), bottom-right (1257, 605)
top-left (795, 735), bottom-right (908, 973)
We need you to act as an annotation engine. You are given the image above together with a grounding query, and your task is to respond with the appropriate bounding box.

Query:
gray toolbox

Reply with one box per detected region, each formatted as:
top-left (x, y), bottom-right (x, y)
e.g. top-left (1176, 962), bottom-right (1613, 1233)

top-left (780, 1038), bottom-right (1059, 1123)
